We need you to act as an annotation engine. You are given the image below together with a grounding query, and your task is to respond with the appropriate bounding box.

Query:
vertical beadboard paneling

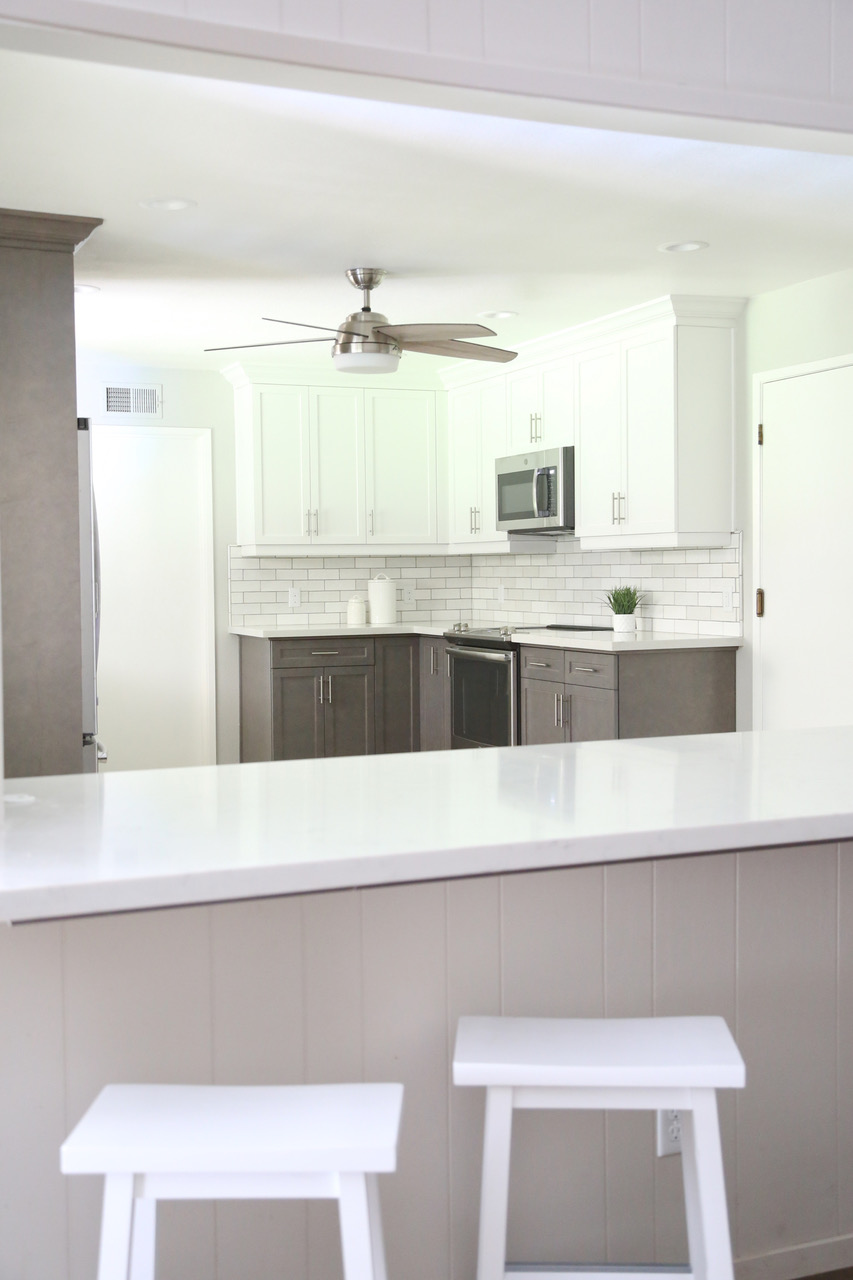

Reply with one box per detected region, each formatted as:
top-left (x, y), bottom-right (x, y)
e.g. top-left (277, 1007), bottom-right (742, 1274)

top-left (210, 897), bottom-right (307, 1280)
top-left (604, 861), bottom-right (655, 1263)
top-left (0, 920), bottom-right (66, 1280)
top-left (736, 845), bottom-right (838, 1256)
top-left (502, 867), bottom-right (606, 1264)
top-left (483, 0), bottom-right (590, 70)
top-left (302, 890), bottom-right (364, 1280)
top-left (340, 0), bottom-right (430, 50)
top-left (362, 882), bottom-right (451, 1280)
top-left (837, 842), bottom-right (853, 1235)
top-left (640, 0), bottom-right (726, 86)
top-left (62, 906), bottom-right (215, 1280)
top-left (447, 877), bottom-right (503, 1280)
top-left (725, 0), bottom-right (832, 100)
top-left (429, 0), bottom-right (484, 58)
top-left (653, 853), bottom-right (736, 1263)
top-left (590, 0), bottom-right (640, 74)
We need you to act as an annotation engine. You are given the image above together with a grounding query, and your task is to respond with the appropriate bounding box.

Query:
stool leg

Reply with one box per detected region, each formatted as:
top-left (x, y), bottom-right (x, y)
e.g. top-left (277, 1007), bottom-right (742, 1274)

top-left (339, 1172), bottom-right (379, 1280)
top-left (680, 1091), bottom-right (734, 1280)
top-left (365, 1174), bottom-right (388, 1280)
top-left (477, 1086), bottom-right (514, 1280)
top-left (129, 1197), bottom-right (156, 1280)
top-left (98, 1173), bottom-right (134, 1280)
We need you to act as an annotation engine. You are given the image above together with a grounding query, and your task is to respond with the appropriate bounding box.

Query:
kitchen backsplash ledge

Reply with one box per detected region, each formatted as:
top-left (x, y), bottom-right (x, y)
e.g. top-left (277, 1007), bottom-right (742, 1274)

top-left (229, 539), bottom-right (742, 637)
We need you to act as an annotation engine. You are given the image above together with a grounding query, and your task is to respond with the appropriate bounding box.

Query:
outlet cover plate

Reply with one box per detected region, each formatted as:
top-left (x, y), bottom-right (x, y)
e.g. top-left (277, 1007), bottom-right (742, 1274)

top-left (656, 1109), bottom-right (682, 1157)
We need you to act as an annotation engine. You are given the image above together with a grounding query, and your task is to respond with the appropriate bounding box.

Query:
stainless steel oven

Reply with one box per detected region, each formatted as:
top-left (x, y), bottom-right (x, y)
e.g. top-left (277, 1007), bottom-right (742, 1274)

top-left (445, 628), bottom-right (518, 749)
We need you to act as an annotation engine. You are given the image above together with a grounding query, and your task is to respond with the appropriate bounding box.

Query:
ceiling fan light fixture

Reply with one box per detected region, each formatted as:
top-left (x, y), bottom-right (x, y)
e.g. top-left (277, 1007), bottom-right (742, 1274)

top-left (478, 310), bottom-right (517, 320)
top-left (333, 350), bottom-right (401, 374)
top-left (658, 240), bottom-right (709, 253)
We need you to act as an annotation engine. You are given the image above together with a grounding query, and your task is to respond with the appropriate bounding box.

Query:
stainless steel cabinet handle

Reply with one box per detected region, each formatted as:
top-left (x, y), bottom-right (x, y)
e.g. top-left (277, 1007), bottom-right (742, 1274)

top-left (369, 509), bottom-right (374, 536)
top-left (474, 507), bottom-right (481, 533)
top-left (317, 675), bottom-right (323, 704)
top-left (313, 509), bottom-right (319, 535)
top-left (305, 509), bottom-right (311, 536)
top-left (554, 691), bottom-right (560, 728)
top-left (446, 651), bottom-right (451, 677)
top-left (327, 675), bottom-right (332, 703)
top-left (530, 412), bottom-right (536, 444)
top-left (611, 492), bottom-right (618, 525)
top-left (430, 645), bottom-right (436, 676)
top-left (311, 650), bottom-right (339, 656)
top-left (619, 492), bottom-right (627, 523)
top-left (527, 661), bottom-right (550, 668)
top-left (558, 692), bottom-right (565, 728)
top-left (469, 506), bottom-right (475, 535)
top-left (573, 666), bottom-right (598, 673)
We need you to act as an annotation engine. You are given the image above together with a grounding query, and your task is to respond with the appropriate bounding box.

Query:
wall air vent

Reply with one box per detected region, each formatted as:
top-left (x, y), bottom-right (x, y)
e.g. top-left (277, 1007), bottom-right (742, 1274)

top-left (103, 384), bottom-right (163, 417)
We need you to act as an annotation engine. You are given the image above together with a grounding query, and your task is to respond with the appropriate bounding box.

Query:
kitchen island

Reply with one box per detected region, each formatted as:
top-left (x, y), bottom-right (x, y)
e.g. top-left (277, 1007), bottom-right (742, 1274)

top-left (0, 728), bottom-right (851, 1280)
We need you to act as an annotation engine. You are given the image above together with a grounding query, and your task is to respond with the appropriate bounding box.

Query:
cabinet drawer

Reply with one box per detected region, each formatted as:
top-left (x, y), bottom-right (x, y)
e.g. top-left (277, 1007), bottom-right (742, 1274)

top-left (270, 637), bottom-right (375, 668)
top-left (565, 653), bottom-right (617, 689)
top-left (519, 646), bottom-right (564, 681)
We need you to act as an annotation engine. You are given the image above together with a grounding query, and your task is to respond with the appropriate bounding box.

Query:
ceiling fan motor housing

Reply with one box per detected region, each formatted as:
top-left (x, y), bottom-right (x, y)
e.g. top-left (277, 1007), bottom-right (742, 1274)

top-left (333, 309), bottom-right (402, 373)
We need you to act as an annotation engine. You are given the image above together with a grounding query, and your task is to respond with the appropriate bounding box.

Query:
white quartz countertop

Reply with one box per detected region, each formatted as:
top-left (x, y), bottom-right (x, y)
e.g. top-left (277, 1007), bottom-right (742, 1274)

top-left (0, 725), bottom-right (849, 925)
top-left (232, 624), bottom-right (740, 652)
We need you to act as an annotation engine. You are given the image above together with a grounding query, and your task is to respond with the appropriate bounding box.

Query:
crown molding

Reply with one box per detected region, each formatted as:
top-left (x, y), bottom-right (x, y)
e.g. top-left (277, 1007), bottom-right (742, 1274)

top-left (0, 208), bottom-right (103, 253)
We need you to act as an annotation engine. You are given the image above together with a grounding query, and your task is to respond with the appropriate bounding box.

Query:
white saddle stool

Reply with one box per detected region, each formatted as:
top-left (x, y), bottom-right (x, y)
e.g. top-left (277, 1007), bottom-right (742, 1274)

top-left (453, 1015), bottom-right (745, 1280)
top-left (61, 1082), bottom-right (403, 1280)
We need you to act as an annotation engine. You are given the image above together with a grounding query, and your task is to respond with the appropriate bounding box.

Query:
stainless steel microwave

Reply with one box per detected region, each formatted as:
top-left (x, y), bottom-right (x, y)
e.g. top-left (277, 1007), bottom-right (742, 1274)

top-left (495, 446), bottom-right (575, 533)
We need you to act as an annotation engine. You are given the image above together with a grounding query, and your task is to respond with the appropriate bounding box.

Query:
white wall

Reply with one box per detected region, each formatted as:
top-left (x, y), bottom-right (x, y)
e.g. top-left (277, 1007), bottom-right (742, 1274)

top-left (735, 266), bottom-right (853, 726)
top-left (76, 355), bottom-right (240, 763)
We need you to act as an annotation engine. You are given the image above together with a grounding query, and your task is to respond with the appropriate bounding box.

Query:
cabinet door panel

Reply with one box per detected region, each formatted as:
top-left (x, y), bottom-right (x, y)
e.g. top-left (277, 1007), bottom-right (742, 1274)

top-left (272, 668), bottom-right (324, 760)
top-left (566, 684), bottom-right (618, 742)
top-left (310, 388), bottom-right (366, 542)
top-left (624, 333), bottom-right (675, 534)
top-left (375, 637), bottom-right (419, 754)
top-left (366, 390), bottom-right (436, 542)
top-left (419, 639), bottom-right (451, 751)
top-left (477, 378), bottom-right (508, 539)
top-left (256, 388), bottom-right (311, 542)
top-left (520, 678), bottom-right (565, 745)
top-left (507, 369), bottom-right (540, 451)
top-left (325, 667), bottom-right (375, 757)
top-left (576, 345), bottom-right (622, 536)
top-left (540, 359), bottom-right (574, 449)
top-left (448, 387), bottom-right (481, 543)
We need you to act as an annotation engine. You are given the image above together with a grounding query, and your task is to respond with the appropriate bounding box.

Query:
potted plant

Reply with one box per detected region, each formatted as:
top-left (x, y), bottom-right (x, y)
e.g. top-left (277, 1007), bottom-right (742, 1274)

top-left (605, 585), bottom-right (644, 634)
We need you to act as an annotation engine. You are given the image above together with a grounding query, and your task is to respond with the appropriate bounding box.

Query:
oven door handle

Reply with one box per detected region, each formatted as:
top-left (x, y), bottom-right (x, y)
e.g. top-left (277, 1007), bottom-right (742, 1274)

top-left (446, 644), bottom-right (514, 663)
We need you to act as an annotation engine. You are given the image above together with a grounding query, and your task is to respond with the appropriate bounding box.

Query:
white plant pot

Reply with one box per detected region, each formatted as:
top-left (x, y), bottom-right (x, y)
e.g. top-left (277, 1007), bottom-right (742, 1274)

top-left (611, 613), bottom-right (636, 633)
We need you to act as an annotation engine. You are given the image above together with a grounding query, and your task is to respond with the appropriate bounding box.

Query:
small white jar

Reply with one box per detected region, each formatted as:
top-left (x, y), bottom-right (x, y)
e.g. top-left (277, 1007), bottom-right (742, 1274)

top-left (346, 596), bottom-right (367, 626)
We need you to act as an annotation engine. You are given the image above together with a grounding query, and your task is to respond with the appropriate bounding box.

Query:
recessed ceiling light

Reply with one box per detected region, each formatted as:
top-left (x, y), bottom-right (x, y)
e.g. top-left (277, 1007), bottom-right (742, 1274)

top-left (658, 240), bottom-right (709, 253)
top-left (74, 283), bottom-right (100, 295)
top-left (138, 197), bottom-right (197, 212)
top-left (478, 310), bottom-right (518, 320)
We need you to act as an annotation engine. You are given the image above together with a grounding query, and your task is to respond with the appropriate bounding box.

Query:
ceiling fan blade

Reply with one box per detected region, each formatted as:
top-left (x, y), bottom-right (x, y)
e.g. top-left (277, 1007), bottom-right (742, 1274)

top-left (262, 316), bottom-right (367, 341)
top-left (204, 337), bottom-right (334, 353)
top-left (375, 323), bottom-right (496, 342)
top-left (399, 338), bottom-right (517, 363)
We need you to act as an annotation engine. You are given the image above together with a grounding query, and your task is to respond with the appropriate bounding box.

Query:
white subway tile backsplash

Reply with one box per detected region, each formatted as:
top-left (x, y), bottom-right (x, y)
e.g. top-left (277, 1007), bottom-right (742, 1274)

top-left (228, 541), bottom-right (741, 636)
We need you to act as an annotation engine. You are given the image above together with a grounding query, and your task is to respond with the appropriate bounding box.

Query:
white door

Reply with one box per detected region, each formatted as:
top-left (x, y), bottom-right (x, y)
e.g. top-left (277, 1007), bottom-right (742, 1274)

top-left (756, 360), bottom-right (853, 729)
top-left (365, 389), bottom-right (436, 542)
top-left (92, 425), bottom-right (216, 771)
top-left (310, 388), bottom-right (366, 542)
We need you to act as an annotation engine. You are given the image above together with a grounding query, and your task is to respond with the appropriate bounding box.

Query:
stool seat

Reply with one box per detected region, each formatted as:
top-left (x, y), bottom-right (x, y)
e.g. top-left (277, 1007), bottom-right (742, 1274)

top-left (453, 1015), bottom-right (745, 1090)
top-left (62, 1082), bottom-right (403, 1280)
top-left (61, 1082), bottom-right (403, 1175)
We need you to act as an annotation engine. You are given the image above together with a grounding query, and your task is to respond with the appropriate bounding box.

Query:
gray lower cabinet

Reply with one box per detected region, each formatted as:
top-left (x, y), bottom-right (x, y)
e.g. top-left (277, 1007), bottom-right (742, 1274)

top-left (419, 637), bottom-right (451, 751)
top-left (240, 635), bottom-right (415, 761)
top-left (520, 644), bottom-right (735, 745)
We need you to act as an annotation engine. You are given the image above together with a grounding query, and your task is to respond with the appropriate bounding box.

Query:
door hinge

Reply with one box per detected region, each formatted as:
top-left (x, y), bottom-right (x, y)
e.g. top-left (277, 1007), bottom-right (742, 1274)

top-left (756, 587), bottom-right (765, 617)
top-left (758, 422), bottom-right (763, 445)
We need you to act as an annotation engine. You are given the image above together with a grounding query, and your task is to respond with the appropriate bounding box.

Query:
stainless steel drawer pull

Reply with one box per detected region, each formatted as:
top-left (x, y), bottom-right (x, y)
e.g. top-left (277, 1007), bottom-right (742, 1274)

top-left (558, 692), bottom-right (564, 728)
top-left (327, 675), bottom-right (333, 703)
top-left (554, 692), bottom-right (560, 727)
top-left (311, 651), bottom-right (340, 655)
top-left (430, 646), bottom-right (436, 676)
top-left (573, 666), bottom-right (598, 673)
top-left (317, 676), bottom-right (323, 704)
top-left (527, 661), bottom-right (550, 668)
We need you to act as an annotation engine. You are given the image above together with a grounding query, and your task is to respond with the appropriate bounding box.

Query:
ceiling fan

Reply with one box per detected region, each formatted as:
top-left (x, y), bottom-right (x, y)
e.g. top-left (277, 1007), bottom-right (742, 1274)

top-left (205, 268), bottom-right (518, 374)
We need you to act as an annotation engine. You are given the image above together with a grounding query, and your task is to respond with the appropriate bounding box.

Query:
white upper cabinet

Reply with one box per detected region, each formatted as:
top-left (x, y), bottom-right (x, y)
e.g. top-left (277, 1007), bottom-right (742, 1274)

top-left (448, 377), bottom-right (507, 542)
top-left (231, 370), bottom-right (437, 550)
top-left (573, 304), bottom-right (740, 550)
top-left (365, 389), bottom-right (437, 543)
top-left (507, 358), bottom-right (574, 451)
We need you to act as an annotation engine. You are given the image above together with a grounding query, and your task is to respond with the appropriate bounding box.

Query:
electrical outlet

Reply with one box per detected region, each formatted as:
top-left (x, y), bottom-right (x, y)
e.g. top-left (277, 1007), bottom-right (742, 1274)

top-left (498, 584), bottom-right (506, 604)
top-left (400, 583), bottom-right (415, 606)
top-left (288, 588), bottom-right (300, 607)
top-left (722, 583), bottom-right (734, 611)
top-left (656, 1109), bottom-right (683, 1157)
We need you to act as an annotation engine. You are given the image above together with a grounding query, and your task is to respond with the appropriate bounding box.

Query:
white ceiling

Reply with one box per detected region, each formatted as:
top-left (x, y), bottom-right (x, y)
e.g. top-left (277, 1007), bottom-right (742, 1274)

top-left (4, 45), bottom-right (853, 373)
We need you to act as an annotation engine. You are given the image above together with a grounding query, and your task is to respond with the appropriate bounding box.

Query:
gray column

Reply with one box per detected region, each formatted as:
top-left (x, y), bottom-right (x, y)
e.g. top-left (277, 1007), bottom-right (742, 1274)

top-left (0, 208), bottom-right (102, 777)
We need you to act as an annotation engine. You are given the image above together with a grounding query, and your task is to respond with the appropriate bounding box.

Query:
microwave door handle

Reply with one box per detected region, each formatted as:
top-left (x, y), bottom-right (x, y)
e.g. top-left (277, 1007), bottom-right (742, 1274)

top-left (532, 466), bottom-right (548, 517)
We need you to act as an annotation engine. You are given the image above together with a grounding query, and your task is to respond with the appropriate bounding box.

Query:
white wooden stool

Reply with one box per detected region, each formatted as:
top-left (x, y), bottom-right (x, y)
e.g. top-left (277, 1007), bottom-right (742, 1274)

top-left (61, 1082), bottom-right (404, 1280)
top-left (453, 1015), bottom-right (745, 1280)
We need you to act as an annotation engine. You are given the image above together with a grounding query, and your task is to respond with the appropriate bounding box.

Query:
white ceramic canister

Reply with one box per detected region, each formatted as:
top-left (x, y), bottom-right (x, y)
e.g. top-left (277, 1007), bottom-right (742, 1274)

top-left (346, 595), bottom-right (367, 626)
top-left (367, 573), bottom-right (397, 626)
